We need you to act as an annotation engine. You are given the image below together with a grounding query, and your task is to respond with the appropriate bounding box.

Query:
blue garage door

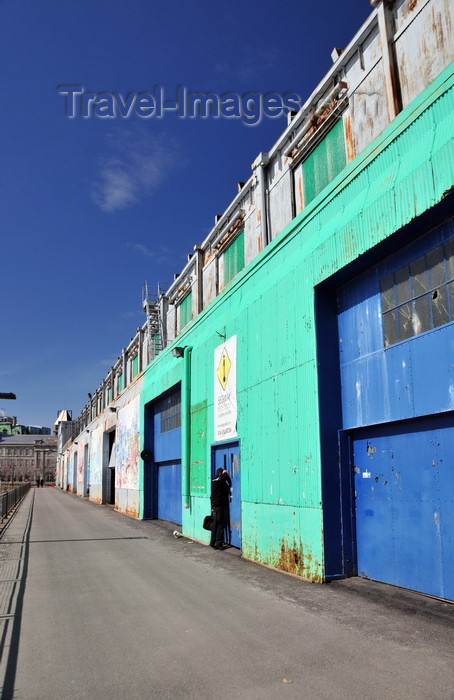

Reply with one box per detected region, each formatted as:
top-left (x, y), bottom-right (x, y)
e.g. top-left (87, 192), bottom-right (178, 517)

top-left (154, 389), bottom-right (182, 525)
top-left (353, 414), bottom-right (454, 600)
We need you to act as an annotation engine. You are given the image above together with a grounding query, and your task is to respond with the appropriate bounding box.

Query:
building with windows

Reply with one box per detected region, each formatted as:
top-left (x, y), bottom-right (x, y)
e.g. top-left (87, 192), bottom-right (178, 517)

top-left (57, 0), bottom-right (454, 600)
top-left (0, 434), bottom-right (57, 483)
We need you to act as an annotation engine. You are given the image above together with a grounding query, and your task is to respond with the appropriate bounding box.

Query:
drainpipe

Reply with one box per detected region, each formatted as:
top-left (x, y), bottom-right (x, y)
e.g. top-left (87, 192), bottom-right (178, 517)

top-left (181, 346), bottom-right (193, 510)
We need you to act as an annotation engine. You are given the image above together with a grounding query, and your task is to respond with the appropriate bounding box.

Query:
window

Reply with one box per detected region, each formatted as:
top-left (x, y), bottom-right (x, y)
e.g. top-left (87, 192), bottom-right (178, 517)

top-left (117, 373), bottom-right (123, 393)
top-left (223, 230), bottom-right (245, 285)
top-left (380, 240), bottom-right (454, 347)
top-left (179, 292), bottom-right (192, 329)
top-left (302, 119), bottom-right (346, 206)
top-left (131, 355), bottom-right (139, 379)
top-left (157, 392), bottom-right (181, 433)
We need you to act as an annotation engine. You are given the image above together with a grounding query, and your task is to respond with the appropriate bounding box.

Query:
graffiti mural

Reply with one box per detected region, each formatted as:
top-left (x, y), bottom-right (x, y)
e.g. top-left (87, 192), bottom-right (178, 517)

top-left (117, 396), bottom-right (140, 490)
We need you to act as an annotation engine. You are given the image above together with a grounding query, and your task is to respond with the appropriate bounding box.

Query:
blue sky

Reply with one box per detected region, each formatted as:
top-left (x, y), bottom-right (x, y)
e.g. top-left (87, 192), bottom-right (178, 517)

top-left (1, 0), bottom-right (372, 429)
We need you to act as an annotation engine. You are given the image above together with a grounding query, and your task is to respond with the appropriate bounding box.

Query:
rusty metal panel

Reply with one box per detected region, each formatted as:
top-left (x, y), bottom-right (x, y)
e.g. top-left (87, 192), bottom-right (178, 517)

top-left (242, 501), bottom-right (324, 581)
top-left (202, 258), bottom-right (217, 307)
top-left (293, 167), bottom-right (304, 214)
top-left (344, 17), bottom-right (389, 161)
top-left (394, 0), bottom-right (454, 108)
top-left (348, 61), bottom-right (390, 156)
top-left (243, 211), bottom-right (260, 266)
top-left (117, 488), bottom-right (140, 518)
top-left (165, 303), bottom-right (177, 344)
top-left (268, 168), bottom-right (293, 241)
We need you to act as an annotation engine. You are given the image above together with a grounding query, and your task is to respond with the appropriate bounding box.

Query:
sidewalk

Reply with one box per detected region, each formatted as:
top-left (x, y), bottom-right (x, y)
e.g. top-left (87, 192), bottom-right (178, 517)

top-left (0, 489), bottom-right (34, 699)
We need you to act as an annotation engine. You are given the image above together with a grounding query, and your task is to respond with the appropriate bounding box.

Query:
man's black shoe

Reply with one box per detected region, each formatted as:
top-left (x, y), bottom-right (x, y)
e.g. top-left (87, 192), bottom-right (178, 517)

top-left (213, 544), bottom-right (227, 550)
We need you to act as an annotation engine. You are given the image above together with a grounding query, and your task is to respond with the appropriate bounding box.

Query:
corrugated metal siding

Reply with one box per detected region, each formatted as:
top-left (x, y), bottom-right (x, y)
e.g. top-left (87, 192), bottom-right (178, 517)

top-left (302, 119), bottom-right (347, 206)
top-left (223, 231), bottom-right (245, 286)
top-left (179, 291), bottom-right (193, 329)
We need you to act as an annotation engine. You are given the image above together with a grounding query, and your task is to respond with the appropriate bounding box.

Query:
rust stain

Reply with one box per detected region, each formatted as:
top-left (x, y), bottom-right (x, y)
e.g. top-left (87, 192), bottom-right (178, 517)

top-left (432, 8), bottom-right (445, 49)
top-left (408, 0), bottom-right (418, 12)
top-left (277, 537), bottom-right (323, 582)
top-left (297, 175), bottom-right (303, 212)
top-left (344, 113), bottom-right (355, 163)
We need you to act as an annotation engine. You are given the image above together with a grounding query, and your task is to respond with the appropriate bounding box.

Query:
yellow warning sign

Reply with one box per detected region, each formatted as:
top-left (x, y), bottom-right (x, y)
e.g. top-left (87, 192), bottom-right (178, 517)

top-left (216, 348), bottom-right (231, 391)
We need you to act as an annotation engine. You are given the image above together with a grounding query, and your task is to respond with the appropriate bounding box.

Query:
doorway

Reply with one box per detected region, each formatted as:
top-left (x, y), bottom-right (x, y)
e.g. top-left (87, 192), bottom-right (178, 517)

top-left (211, 441), bottom-right (241, 548)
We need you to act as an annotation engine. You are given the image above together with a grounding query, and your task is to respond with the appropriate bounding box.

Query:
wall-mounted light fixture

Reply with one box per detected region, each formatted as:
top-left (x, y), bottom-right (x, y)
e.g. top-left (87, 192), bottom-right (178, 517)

top-left (172, 347), bottom-right (185, 358)
top-left (109, 407), bottom-right (117, 413)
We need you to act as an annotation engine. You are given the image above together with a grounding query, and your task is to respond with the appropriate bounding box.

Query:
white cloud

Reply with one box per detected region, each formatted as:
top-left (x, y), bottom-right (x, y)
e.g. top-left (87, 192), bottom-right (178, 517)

top-left (92, 128), bottom-right (180, 212)
top-left (131, 243), bottom-right (154, 258)
top-left (214, 48), bottom-right (279, 83)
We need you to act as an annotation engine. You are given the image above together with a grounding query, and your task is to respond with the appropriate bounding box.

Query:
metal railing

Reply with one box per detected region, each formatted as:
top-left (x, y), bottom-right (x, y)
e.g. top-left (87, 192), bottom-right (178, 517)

top-left (0, 483), bottom-right (31, 522)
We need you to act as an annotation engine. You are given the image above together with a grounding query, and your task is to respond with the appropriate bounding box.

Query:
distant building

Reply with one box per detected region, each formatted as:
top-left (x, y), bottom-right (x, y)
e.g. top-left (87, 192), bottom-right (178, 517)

top-left (0, 434), bottom-right (57, 483)
top-left (27, 425), bottom-right (51, 435)
top-left (0, 416), bottom-right (51, 436)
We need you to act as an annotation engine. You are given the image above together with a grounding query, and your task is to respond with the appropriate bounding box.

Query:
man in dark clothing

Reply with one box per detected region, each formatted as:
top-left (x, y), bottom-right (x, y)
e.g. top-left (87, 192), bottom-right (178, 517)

top-left (210, 468), bottom-right (232, 549)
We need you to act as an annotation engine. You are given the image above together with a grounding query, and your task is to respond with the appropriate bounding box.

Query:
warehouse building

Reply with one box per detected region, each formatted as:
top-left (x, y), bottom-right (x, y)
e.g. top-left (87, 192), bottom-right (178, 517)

top-left (57, 0), bottom-right (454, 600)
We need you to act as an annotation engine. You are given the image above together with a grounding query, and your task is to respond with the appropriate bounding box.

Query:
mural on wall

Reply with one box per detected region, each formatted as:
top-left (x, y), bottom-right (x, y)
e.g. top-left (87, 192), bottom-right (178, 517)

top-left (89, 427), bottom-right (103, 486)
top-left (117, 396), bottom-right (140, 490)
top-left (77, 443), bottom-right (84, 486)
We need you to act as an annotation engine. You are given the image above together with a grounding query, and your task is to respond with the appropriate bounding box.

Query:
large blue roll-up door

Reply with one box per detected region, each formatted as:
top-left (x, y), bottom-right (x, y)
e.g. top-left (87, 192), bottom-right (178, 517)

top-left (336, 217), bottom-right (454, 600)
top-left (353, 414), bottom-right (454, 600)
top-left (153, 389), bottom-right (182, 525)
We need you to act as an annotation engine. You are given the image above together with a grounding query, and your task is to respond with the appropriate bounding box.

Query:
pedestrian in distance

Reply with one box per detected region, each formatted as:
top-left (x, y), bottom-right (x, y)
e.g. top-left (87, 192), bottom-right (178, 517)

top-left (40, 478), bottom-right (44, 488)
top-left (210, 467), bottom-right (231, 550)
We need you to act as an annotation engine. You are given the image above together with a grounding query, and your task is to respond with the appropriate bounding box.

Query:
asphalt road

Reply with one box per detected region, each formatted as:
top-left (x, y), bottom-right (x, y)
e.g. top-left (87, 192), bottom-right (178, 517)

top-left (0, 488), bottom-right (453, 700)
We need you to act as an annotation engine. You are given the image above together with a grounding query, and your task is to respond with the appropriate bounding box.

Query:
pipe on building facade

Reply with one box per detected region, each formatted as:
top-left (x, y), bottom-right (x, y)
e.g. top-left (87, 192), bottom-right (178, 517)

top-left (181, 346), bottom-right (193, 509)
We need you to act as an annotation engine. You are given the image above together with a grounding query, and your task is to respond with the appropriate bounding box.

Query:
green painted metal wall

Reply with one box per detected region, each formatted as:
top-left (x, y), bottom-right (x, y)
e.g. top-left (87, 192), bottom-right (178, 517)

top-left (224, 230), bottom-right (245, 285)
top-left (302, 118), bottom-right (346, 206)
top-left (179, 292), bottom-right (193, 329)
top-left (140, 63), bottom-right (454, 582)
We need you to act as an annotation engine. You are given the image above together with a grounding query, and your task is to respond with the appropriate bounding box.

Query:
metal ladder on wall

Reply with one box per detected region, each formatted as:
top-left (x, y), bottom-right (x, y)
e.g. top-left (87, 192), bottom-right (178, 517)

top-left (142, 282), bottom-right (167, 363)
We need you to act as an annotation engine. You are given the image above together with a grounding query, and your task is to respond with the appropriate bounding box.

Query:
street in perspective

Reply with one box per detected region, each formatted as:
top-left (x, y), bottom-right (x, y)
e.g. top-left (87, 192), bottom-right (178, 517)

top-left (0, 488), bottom-right (453, 700)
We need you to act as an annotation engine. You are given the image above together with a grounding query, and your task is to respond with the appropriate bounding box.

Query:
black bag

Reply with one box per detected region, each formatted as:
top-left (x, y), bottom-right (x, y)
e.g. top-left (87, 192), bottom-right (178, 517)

top-left (203, 514), bottom-right (214, 531)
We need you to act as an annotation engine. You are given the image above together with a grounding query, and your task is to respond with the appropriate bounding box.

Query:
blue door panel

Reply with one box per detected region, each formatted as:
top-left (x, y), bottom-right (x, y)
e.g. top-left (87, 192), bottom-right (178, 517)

top-left (410, 326), bottom-right (454, 415)
top-left (157, 462), bottom-right (182, 525)
top-left (353, 415), bottom-right (454, 600)
top-left (341, 344), bottom-right (413, 429)
top-left (154, 427), bottom-right (181, 463)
